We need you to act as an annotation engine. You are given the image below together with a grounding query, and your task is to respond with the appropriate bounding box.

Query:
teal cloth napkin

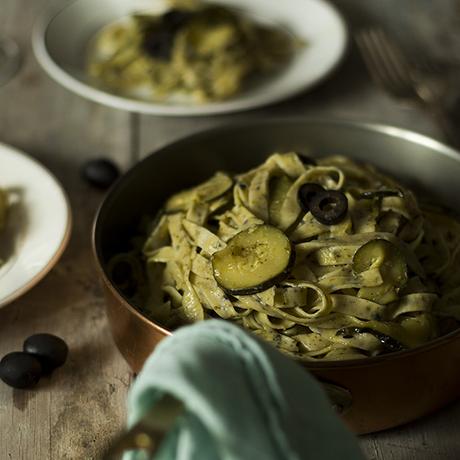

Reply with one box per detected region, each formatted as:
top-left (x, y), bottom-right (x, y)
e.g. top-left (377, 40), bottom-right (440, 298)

top-left (126, 320), bottom-right (364, 460)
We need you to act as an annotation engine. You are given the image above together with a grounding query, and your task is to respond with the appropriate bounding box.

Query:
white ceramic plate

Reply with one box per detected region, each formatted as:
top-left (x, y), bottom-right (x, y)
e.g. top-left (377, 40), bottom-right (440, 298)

top-left (0, 143), bottom-right (71, 308)
top-left (32, 0), bottom-right (348, 116)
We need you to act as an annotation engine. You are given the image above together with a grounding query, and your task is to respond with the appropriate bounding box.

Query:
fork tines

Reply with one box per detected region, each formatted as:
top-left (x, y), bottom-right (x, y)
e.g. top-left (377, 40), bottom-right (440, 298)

top-left (355, 28), bottom-right (417, 99)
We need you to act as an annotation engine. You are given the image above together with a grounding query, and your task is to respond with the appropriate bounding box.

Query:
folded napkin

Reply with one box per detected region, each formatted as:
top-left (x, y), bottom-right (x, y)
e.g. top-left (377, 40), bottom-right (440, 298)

top-left (126, 320), bottom-right (364, 460)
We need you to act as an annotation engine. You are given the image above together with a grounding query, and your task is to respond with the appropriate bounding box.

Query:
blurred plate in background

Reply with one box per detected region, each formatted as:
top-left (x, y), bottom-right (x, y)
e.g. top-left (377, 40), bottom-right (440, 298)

top-left (0, 144), bottom-right (71, 308)
top-left (32, 0), bottom-right (348, 116)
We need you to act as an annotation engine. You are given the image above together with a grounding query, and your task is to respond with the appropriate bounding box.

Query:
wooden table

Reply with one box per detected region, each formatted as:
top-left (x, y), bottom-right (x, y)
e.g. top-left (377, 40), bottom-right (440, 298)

top-left (1, 0), bottom-right (460, 458)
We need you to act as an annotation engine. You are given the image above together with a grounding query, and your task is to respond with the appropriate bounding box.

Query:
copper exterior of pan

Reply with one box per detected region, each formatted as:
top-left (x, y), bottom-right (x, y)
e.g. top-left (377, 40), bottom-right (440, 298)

top-left (93, 119), bottom-right (460, 434)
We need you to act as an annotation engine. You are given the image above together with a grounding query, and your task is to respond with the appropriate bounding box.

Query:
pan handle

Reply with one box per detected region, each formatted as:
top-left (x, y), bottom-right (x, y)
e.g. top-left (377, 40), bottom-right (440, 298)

top-left (103, 393), bottom-right (184, 460)
top-left (320, 381), bottom-right (353, 415)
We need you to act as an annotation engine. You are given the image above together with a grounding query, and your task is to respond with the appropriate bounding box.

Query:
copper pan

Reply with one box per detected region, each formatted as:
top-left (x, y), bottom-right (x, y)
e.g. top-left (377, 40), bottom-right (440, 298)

top-left (93, 118), bottom-right (460, 434)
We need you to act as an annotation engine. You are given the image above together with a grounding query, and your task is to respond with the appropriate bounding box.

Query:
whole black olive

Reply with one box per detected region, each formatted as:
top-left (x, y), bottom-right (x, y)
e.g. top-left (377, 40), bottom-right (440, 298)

top-left (142, 29), bottom-right (175, 60)
top-left (297, 183), bottom-right (324, 212)
top-left (310, 190), bottom-right (348, 225)
top-left (23, 334), bottom-right (68, 374)
top-left (162, 9), bottom-right (193, 31)
top-left (81, 158), bottom-right (120, 190)
top-left (0, 352), bottom-right (42, 389)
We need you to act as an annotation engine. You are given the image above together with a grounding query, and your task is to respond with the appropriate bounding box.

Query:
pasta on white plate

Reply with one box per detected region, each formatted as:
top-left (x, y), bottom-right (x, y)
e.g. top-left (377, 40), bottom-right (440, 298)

top-left (0, 187), bottom-right (9, 267)
top-left (0, 188), bottom-right (8, 231)
top-left (87, 0), bottom-right (298, 103)
top-left (109, 152), bottom-right (460, 361)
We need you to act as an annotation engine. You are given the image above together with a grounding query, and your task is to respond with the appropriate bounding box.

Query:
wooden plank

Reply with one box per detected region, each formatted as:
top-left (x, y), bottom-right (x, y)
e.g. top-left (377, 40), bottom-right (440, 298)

top-left (0, 0), bottom-right (459, 459)
top-left (136, 1), bottom-right (460, 460)
top-left (360, 401), bottom-right (460, 460)
top-left (0, 1), bottom-right (131, 459)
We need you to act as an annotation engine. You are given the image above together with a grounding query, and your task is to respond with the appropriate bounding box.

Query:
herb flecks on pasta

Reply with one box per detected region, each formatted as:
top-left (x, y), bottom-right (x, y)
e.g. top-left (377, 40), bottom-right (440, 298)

top-left (110, 152), bottom-right (460, 361)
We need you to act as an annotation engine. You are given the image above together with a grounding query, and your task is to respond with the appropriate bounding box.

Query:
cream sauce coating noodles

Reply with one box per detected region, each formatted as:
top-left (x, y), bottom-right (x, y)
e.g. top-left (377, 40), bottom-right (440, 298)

top-left (109, 153), bottom-right (460, 360)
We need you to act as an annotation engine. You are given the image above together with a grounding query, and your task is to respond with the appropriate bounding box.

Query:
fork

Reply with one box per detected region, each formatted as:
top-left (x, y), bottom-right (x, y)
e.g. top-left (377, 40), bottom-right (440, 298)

top-left (103, 394), bottom-right (184, 459)
top-left (355, 28), bottom-right (459, 148)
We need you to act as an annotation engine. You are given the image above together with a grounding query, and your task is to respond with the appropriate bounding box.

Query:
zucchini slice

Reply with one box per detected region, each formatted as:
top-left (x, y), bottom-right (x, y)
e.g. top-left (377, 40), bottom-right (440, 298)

top-left (211, 225), bottom-right (295, 295)
top-left (352, 239), bottom-right (407, 304)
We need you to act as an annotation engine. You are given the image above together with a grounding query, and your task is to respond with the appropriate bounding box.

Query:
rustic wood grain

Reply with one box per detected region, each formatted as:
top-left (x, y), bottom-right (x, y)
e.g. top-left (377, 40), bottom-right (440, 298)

top-left (0, 1), bottom-right (132, 459)
top-left (361, 400), bottom-right (460, 460)
top-left (1, 0), bottom-right (460, 459)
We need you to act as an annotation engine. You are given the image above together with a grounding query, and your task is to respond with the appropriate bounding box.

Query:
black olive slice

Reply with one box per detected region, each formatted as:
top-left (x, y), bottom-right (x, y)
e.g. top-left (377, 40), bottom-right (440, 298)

top-left (310, 190), bottom-right (348, 225)
top-left (336, 327), bottom-right (405, 354)
top-left (358, 189), bottom-right (403, 200)
top-left (297, 183), bottom-right (324, 212)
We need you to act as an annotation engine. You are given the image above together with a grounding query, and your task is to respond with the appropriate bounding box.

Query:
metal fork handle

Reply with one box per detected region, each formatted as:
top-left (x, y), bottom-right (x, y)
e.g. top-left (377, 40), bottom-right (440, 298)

top-left (356, 28), bottom-right (460, 150)
top-left (103, 394), bottom-right (184, 459)
top-left (424, 102), bottom-right (460, 149)
top-left (414, 79), bottom-right (460, 149)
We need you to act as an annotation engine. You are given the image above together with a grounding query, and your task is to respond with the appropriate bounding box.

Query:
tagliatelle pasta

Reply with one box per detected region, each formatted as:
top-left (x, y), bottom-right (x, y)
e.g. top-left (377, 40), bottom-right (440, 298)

top-left (87, 0), bottom-right (297, 103)
top-left (109, 152), bottom-right (460, 361)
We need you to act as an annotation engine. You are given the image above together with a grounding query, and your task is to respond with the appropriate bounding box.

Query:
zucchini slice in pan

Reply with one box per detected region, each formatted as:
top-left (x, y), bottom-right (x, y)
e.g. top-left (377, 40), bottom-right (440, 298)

top-left (352, 239), bottom-right (407, 304)
top-left (212, 225), bottom-right (295, 295)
